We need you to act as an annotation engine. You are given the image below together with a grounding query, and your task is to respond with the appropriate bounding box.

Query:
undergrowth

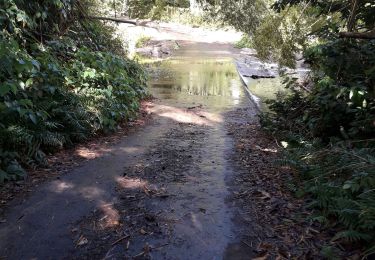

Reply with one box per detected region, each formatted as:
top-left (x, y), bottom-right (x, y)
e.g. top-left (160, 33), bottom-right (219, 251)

top-left (260, 39), bottom-right (375, 256)
top-left (0, 0), bottom-right (147, 183)
top-left (135, 35), bottom-right (152, 48)
top-left (234, 34), bottom-right (253, 49)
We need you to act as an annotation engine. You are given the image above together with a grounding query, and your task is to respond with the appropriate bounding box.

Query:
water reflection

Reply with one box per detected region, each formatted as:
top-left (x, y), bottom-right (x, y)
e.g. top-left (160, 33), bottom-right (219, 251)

top-left (246, 78), bottom-right (288, 109)
top-left (246, 78), bottom-right (285, 101)
top-left (149, 58), bottom-right (243, 107)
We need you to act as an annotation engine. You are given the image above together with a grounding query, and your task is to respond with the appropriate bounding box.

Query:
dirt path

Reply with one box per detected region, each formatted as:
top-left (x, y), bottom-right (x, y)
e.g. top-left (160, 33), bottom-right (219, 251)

top-left (0, 29), bottom-right (263, 259)
top-left (70, 101), bottom-right (257, 259)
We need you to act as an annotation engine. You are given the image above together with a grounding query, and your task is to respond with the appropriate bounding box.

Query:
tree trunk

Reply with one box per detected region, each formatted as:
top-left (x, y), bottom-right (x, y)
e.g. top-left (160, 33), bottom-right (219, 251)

top-left (339, 28), bottom-right (375, 39)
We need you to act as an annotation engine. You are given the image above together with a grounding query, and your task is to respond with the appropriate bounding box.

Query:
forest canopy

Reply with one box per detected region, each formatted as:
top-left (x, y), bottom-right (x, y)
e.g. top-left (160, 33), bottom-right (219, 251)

top-left (198, 0), bottom-right (375, 66)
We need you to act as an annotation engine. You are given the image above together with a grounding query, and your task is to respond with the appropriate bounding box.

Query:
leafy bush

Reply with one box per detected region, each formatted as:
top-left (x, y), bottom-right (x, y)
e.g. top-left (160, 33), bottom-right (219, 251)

top-left (261, 39), bottom-right (375, 254)
top-left (263, 40), bottom-right (375, 140)
top-left (135, 36), bottom-right (152, 48)
top-left (234, 34), bottom-right (253, 49)
top-left (0, 0), bottom-right (147, 182)
top-left (276, 140), bottom-right (375, 256)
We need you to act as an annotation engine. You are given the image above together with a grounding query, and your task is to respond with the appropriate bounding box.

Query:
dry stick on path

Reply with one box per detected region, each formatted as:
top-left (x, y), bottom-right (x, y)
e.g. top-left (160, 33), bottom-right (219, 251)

top-left (111, 235), bottom-right (130, 246)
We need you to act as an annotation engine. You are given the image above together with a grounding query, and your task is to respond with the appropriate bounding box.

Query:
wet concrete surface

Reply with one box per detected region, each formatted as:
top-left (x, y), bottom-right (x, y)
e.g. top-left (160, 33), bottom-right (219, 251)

top-left (0, 42), bottom-right (258, 259)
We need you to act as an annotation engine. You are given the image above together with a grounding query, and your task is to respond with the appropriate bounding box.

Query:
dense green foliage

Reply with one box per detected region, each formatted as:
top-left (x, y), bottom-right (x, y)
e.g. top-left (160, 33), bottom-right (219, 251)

top-left (257, 0), bottom-right (375, 255)
top-left (0, 0), bottom-right (147, 182)
top-left (200, 0), bottom-right (268, 34)
top-left (260, 39), bottom-right (375, 254)
top-left (278, 139), bottom-right (375, 256)
top-left (127, 0), bottom-right (190, 19)
top-left (135, 35), bottom-right (151, 48)
top-left (234, 34), bottom-right (253, 49)
top-left (263, 39), bottom-right (375, 140)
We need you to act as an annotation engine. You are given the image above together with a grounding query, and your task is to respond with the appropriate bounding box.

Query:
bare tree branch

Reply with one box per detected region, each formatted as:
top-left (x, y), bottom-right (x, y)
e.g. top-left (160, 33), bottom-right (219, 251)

top-left (339, 28), bottom-right (375, 39)
top-left (85, 16), bottom-right (137, 25)
top-left (347, 0), bottom-right (359, 32)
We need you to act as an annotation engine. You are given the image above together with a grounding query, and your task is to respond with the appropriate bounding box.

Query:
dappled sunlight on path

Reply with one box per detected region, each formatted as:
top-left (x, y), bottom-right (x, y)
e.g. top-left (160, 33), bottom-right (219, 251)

top-left (146, 103), bottom-right (223, 126)
top-left (116, 176), bottom-right (149, 190)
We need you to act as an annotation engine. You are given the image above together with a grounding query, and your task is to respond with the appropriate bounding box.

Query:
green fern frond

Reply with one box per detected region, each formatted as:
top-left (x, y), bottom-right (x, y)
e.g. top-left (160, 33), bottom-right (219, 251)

top-left (332, 230), bottom-right (371, 242)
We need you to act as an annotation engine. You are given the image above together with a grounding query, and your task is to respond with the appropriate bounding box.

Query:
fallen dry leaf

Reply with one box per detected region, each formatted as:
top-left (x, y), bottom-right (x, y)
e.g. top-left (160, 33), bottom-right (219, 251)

top-left (76, 235), bottom-right (88, 247)
top-left (252, 254), bottom-right (269, 260)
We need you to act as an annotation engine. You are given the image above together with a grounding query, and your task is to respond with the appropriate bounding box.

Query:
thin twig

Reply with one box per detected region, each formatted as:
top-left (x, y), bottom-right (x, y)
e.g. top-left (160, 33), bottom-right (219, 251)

top-left (111, 235), bottom-right (130, 246)
top-left (241, 240), bottom-right (252, 248)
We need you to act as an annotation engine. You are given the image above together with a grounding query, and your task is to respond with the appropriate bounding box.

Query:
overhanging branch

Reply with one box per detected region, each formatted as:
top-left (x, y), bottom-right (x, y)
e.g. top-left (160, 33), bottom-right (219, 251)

top-left (85, 16), bottom-right (137, 25)
top-left (339, 28), bottom-right (375, 39)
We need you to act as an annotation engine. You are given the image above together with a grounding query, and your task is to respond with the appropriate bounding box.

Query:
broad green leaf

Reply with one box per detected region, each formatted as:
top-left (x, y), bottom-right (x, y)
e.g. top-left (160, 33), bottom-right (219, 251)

top-left (25, 78), bottom-right (33, 88)
top-left (0, 84), bottom-right (11, 96)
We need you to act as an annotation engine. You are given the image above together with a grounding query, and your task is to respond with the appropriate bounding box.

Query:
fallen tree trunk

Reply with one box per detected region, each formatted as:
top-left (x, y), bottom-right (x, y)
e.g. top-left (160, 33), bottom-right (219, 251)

top-left (85, 16), bottom-right (137, 25)
top-left (339, 28), bottom-right (375, 39)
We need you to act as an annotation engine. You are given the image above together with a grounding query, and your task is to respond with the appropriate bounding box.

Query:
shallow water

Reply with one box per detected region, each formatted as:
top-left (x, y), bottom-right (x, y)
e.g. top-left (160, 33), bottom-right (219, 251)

top-left (148, 45), bottom-right (286, 112)
top-left (149, 57), bottom-right (245, 110)
top-left (246, 78), bottom-right (286, 108)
